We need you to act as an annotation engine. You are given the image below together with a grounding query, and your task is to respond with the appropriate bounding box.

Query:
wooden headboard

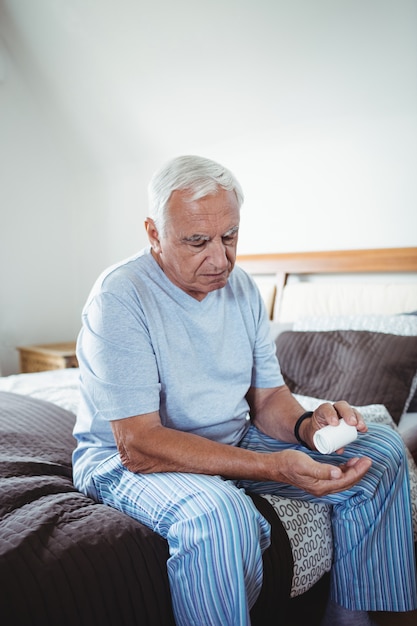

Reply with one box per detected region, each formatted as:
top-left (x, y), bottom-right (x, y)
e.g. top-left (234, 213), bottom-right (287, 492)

top-left (236, 247), bottom-right (417, 321)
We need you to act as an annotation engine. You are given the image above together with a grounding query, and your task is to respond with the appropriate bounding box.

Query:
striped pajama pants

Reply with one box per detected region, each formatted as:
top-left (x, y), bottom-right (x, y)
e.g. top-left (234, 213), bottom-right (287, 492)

top-left (91, 423), bottom-right (417, 625)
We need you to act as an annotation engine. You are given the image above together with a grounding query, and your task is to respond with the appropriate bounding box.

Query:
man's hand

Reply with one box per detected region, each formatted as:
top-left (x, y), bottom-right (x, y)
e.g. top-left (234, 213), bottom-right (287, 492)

top-left (268, 448), bottom-right (372, 497)
top-left (299, 400), bottom-right (368, 454)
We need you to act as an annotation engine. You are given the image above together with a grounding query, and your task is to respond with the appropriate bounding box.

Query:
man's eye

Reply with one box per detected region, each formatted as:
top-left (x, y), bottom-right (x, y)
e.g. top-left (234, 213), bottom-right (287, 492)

top-left (191, 241), bottom-right (206, 248)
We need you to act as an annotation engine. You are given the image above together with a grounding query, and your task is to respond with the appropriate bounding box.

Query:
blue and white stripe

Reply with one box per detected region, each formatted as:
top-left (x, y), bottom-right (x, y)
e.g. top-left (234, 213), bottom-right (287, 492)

top-left (238, 422), bottom-right (417, 613)
top-left (91, 422), bottom-right (416, 624)
top-left (92, 459), bottom-right (270, 625)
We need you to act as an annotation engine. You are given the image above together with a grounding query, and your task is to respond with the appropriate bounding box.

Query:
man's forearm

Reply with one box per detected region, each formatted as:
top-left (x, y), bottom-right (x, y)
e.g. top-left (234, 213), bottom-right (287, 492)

top-left (112, 413), bottom-right (270, 480)
top-left (248, 384), bottom-right (307, 443)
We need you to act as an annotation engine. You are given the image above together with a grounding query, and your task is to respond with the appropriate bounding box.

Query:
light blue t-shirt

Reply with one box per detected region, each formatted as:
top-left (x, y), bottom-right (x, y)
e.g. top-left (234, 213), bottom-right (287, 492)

top-left (72, 248), bottom-right (284, 495)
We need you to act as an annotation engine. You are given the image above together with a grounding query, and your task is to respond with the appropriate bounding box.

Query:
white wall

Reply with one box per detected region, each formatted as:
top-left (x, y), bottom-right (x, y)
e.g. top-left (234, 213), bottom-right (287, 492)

top-left (0, 0), bottom-right (416, 374)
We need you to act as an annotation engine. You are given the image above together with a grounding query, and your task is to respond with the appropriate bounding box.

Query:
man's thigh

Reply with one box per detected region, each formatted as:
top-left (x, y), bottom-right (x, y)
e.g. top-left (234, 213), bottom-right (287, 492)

top-left (91, 453), bottom-right (264, 537)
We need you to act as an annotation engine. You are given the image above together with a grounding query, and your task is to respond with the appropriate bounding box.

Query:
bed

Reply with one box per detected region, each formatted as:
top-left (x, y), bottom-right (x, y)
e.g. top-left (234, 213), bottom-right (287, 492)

top-left (1, 246), bottom-right (417, 626)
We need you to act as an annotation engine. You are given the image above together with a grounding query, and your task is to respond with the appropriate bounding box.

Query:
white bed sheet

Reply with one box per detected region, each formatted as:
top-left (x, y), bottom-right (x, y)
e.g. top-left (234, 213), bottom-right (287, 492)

top-left (0, 368), bottom-right (80, 415)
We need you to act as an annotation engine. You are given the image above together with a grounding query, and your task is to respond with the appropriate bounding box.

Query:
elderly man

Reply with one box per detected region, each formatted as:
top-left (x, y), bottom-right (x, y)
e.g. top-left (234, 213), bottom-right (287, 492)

top-left (73, 155), bottom-right (416, 626)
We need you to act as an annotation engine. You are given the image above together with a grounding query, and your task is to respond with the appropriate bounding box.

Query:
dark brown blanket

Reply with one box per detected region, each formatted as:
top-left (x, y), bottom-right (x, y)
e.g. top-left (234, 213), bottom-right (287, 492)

top-left (0, 392), bottom-right (176, 626)
top-left (0, 391), bottom-right (326, 626)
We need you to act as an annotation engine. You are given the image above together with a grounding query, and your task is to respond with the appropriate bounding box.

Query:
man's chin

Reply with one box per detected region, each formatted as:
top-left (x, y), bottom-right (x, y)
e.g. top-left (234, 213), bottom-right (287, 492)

top-left (205, 274), bottom-right (229, 289)
top-left (190, 271), bottom-right (232, 298)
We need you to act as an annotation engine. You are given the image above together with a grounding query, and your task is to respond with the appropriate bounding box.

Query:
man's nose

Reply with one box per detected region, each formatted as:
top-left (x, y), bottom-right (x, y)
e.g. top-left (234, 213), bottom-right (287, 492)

top-left (208, 240), bottom-right (229, 269)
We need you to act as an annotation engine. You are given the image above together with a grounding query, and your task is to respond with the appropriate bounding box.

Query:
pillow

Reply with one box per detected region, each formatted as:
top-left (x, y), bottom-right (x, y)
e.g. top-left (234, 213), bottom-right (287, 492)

top-left (262, 494), bottom-right (332, 597)
top-left (277, 283), bottom-right (417, 322)
top-left (275, 330), bottom-right (417, 423)
top-left (293, 314), bottom-right (417, 416)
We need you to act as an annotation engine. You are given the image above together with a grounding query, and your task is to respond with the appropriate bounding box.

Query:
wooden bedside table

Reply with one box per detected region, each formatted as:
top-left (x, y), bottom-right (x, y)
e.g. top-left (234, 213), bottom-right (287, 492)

top-left (17, 342), bottom-right (78, 373)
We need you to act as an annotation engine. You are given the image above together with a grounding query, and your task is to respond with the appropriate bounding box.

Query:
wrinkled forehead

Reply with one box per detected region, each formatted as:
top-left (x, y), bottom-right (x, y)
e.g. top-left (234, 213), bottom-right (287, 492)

top-left (166, 188), bottom-right (240, 227)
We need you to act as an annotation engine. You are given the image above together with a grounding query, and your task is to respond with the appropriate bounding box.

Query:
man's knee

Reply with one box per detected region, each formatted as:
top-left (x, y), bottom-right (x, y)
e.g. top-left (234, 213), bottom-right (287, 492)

top-left (366, 424), bottom-right (406, 466)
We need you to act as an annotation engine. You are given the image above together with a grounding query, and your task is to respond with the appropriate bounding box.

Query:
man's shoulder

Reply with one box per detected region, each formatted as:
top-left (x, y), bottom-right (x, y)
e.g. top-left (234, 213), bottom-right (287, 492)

top-left (85, 248), bottom-right (153, 305)
top-left (102, 248), bottom-right (151, 283)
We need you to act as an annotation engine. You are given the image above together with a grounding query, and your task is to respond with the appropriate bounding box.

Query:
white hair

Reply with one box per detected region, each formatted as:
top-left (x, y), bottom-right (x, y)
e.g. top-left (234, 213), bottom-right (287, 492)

top-left (148, 155), bottom-right (244, 235)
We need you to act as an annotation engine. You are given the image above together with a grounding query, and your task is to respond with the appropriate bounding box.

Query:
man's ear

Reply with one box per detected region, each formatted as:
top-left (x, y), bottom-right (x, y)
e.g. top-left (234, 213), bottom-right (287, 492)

top-left (145, 218), bottom-right (162, 253)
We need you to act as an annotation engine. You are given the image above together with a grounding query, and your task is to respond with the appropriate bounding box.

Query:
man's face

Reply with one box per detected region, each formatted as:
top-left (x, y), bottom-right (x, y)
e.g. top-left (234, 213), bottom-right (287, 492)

top-left (147, 188), bottom-right (240, 301)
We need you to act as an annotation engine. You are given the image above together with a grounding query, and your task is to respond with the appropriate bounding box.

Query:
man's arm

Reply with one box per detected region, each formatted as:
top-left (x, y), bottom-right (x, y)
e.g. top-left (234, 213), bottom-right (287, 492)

top-left (110, 398), bottom-right (372, 497)
top-left (246, 383), bottom-right (369, 446)
top-left (111, 410), bottom-right (264, 477)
